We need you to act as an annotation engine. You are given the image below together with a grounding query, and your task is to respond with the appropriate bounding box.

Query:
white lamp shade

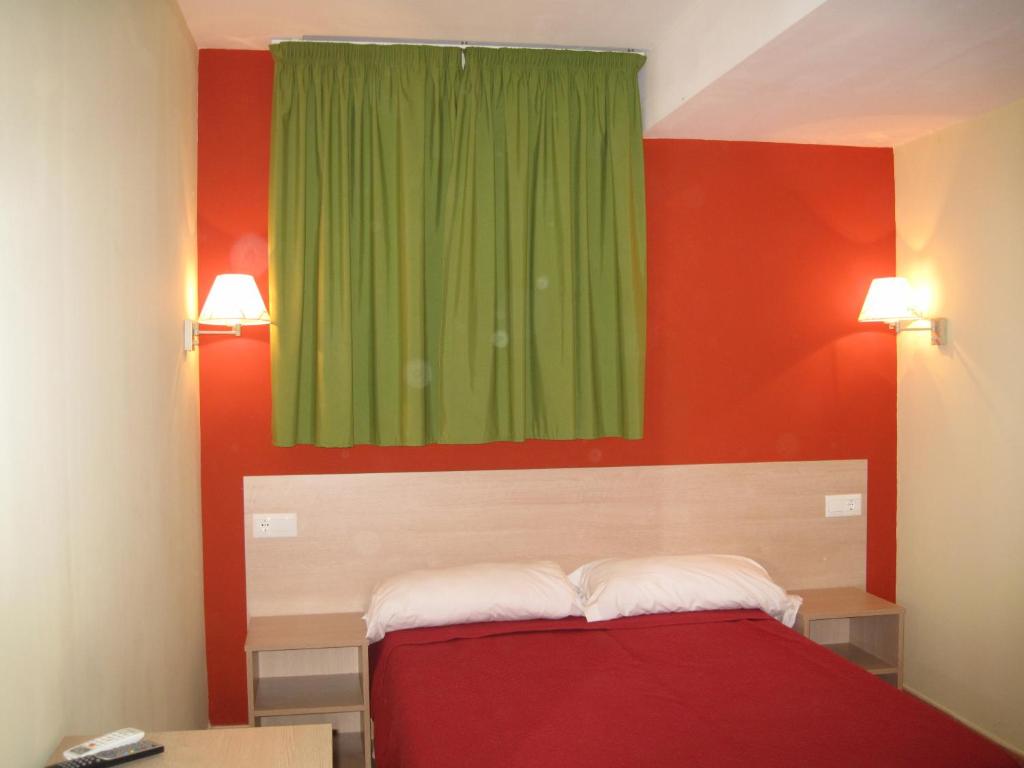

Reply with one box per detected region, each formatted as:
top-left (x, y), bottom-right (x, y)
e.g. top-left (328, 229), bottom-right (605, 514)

top-left (858, 277), bottom-right (918, 323)
top-left (198, 274), bottom-right (270, 326)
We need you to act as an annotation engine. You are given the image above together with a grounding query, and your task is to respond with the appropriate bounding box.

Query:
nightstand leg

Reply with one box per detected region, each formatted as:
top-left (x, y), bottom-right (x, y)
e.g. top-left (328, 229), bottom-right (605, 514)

top-left (246, 650), bottom-right (258, 727)
top-left (361, 644), bottom-right (371, 767)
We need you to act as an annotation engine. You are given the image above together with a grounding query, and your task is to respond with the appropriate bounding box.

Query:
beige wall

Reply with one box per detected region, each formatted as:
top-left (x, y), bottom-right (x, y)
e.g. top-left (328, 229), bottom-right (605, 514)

top-left (895, 97), bottom-right (1024, 753)
top-left (0, 1), bottom-right (206, 765)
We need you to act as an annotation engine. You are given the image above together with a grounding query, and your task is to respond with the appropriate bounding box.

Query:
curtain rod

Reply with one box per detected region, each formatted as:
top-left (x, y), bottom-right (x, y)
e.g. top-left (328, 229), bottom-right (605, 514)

top-left (270, 35), bottom-right (646, 56)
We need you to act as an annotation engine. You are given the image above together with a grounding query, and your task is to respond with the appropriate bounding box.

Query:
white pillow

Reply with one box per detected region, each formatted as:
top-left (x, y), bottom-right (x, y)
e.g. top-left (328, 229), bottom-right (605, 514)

top-left (363, 560), bottom-right (582, 642)
top-left (569, 554), bottom-right (802, 627)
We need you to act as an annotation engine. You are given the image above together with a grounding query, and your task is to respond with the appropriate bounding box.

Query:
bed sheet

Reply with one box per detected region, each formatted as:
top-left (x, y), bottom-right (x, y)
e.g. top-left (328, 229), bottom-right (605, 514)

top-left (370, 609), bottom-right (1016, 767)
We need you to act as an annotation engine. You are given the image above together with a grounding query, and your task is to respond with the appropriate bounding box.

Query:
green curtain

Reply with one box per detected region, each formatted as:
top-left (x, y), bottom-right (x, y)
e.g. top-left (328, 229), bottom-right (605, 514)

top-left (269, 43), bottom-right (646, 447)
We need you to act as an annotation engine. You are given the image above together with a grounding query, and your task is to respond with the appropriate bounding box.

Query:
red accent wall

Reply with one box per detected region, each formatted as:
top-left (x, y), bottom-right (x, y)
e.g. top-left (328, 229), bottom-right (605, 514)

top-left (198, 49), bottom-right (897, 724)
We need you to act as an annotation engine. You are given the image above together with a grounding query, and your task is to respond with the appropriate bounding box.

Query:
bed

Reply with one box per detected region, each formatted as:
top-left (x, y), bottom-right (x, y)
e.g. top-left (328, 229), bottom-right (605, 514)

top-left (243, 464), bottom-right (1017, 766)
top-left (370, 609), bottom-right (1016, 767)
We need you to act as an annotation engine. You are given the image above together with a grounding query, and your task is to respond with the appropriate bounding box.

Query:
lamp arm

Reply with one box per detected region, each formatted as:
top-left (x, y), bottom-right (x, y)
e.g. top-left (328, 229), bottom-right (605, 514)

top-left (893, 317), bottom-right (947, 346)
top-left (182, 320), bottom-right (242, 351)
top-left (198, 326), bottom-right (242, 336)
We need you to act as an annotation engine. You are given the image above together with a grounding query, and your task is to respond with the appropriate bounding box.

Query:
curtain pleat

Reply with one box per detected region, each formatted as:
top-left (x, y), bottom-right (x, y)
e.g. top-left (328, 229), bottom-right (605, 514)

top-left (269, 42), bottom-right (646, 447)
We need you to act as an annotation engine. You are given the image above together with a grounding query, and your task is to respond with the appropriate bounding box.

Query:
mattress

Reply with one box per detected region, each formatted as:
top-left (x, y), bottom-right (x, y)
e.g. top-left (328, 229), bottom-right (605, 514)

top-left (369, 609), bottom-right (1016, 767)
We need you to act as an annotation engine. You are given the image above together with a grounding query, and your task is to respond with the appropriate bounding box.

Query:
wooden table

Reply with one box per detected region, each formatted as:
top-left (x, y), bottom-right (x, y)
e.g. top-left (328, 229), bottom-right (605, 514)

top-left (49, 725), bottom-right (332, 768)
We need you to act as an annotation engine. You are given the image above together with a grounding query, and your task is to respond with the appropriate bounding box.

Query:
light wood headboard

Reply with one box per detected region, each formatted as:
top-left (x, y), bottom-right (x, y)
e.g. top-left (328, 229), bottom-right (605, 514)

top-left (243, 460), bottom-right (866, 617)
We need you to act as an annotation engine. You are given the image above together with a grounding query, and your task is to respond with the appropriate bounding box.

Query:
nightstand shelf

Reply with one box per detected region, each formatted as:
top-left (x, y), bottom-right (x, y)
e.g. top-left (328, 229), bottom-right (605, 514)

top-left (335, 731), bottom-right (369, 768)
top-left (821, 642), bottom-right (899, 676)
top-left (246, 612), bottom-right (371, 768)
top-left (254, 672), bottom-right (364, 717)
top-left (793, 587), bottom-right (904, 688)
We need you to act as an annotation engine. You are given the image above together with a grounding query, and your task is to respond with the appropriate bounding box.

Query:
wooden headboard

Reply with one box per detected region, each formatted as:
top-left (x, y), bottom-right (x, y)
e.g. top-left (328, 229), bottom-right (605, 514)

top-left (243, 460), bottom-right (868, 618)
top-left (243, 460), bottom-right (867, 617)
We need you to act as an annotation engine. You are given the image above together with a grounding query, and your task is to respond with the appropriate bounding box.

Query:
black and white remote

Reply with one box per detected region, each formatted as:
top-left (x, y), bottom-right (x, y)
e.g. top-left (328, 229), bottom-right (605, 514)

top-left (45, 739), bottom-right (164, 768)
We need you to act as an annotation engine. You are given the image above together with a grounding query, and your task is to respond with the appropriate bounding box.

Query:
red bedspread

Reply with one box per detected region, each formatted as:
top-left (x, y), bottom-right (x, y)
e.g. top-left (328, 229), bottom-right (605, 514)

top-left (369, 610), bottom-right (1016, 767)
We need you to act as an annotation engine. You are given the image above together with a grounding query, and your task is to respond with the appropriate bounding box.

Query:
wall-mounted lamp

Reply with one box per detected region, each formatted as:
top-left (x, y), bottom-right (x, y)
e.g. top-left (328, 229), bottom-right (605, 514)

top-left (858, 277), bottom-right (946, 346)
top-left (183, 273), bottom-right (270, 352)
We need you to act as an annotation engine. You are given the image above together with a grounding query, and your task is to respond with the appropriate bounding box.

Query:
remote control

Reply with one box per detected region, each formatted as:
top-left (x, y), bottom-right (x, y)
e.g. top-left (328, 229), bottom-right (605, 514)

top-left (63, 729), bottom-right (145, 760)
top-left (46, 739), bottom-right (163, 768)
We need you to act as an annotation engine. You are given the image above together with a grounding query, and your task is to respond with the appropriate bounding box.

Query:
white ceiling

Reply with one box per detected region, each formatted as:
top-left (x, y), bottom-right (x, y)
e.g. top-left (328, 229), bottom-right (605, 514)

top-left (647, 0), bottom-right (1024, 146)
top-left (177, 0), bottom-right (1024, 147)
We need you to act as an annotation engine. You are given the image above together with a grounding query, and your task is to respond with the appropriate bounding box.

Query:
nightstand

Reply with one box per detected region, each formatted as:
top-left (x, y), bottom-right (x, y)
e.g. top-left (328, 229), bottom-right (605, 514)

top-left (792, 587), bottom-right (904, 688)
top-left (245, 612), bottom-right (371, 768)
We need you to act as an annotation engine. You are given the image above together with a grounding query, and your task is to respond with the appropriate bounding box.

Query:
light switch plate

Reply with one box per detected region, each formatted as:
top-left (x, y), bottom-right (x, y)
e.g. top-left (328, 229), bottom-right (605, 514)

top-left (825, 493), bottom-right (863, 517)
top-left (253, 513), bottom-right (298, 538)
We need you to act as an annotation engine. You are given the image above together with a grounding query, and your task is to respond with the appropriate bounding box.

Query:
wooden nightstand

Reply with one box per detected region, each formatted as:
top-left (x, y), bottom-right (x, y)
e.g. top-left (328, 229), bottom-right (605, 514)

top-left (245, 612), bottom-right (371, 768)
top-left (792, 587), bottom-right (904, 688)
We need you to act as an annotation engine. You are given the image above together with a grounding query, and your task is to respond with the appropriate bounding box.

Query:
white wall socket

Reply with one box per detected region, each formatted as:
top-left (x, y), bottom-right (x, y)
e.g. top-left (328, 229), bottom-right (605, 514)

top-left (253, 513), bottom-right (298, 538)
top-left (825, 493), bottom-right (863, 517)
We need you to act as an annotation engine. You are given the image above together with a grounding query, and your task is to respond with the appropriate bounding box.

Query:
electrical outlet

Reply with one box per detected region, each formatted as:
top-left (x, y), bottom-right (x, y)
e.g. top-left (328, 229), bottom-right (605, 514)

top-left (253, 513), bottom-right (298, 538)
top-left (825, 494), bottom-right (863, 517)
